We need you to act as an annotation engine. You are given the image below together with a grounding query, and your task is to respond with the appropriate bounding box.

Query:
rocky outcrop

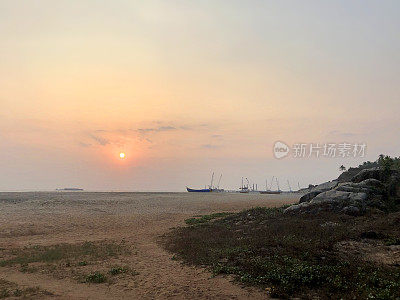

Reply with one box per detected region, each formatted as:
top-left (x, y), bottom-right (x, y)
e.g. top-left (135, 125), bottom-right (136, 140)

top-left (351, 168), bottom-right (383, 183)
top-left (285, 168), bottom-right (399, 216)
top-left (298, 180), bottom-right (338, 203)
top-left (299, 191), bottom-right (321, 203)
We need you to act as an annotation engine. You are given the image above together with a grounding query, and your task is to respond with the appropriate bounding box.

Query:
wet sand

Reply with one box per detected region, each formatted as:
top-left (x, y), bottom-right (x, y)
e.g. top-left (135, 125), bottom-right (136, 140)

top-left (0, 192), bottom-right (300, 299)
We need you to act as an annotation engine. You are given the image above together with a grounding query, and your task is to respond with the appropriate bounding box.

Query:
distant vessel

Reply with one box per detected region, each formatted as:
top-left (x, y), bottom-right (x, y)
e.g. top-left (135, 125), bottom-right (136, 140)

top-left (259, 190), bottom-right (281, 194)
top-left (56, 188), bottom-right (84, 191)
top-left (186, 187), bottom-right (212, 192)
top-left (259, 177), bottom-right (281, 194)
top-left (186, 172), bottom-right (224, 193)
top-left (239, 177), bottom-right (250, 193)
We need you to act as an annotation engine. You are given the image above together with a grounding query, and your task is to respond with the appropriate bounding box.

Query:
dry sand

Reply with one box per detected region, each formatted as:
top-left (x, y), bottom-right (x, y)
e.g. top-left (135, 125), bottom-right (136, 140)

top-left (0, 192), bottom-right (300, 299)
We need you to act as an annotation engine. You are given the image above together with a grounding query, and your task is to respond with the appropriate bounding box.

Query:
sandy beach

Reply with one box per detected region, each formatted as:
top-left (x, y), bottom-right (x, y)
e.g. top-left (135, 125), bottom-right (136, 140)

top-left (0, 192), bottom-right (299, 299)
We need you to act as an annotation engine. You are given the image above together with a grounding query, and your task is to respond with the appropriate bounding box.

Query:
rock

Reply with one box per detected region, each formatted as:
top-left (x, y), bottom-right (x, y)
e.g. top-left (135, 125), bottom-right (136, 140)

top-left (359, 178), bottom-right (385, 189)
top-left (286, 167), bottom-right (397, 216)
top-left (298, 180), bottom-right (338, 204)
top-left (342, 206), bottom-right (360, 216)
top-left (283, 202), bottom-right (311, 214)
top-left (310, 190), bottom-right (368, 204)
top-left (351, 167), bottom-right (383, 183)
top-left (336, 179), bottom-right (385, 195)
top-left (299, 191), bottom-right (321, 203)
top-left (312, 180), bottom-right (338, 193)
top-left (338, 167), bottom-right (367, 182)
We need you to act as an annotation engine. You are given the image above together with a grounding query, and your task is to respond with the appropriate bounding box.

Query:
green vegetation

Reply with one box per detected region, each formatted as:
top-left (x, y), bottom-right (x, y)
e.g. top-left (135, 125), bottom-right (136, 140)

top-left (78, 260), bottom-right (88, 266)
top-left (164, 206), bottom-right (400, 299)
top-left (378, 155), bottom-right (400, 173)
top-left (0, 241), bottom-right (129, 267)
top-left (0, 279), bottom-right (51, 298)
top-left (185, 212), bottom-right (233, 225)
top-left (85, 272), bottom-right (107, 283)
top-left (109, 265), bottom-right (138, 276)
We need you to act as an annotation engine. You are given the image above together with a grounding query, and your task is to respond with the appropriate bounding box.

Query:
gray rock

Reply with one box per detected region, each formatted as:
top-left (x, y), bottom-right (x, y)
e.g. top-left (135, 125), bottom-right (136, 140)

top-left (342, 206), bottom-right (360, 216)
top-left (285, 168), bottom-right (393, 215)
top-left (336, 179), bottom-right (384, 195)
top-left (310, 190), bottom-right (367, 204)
top-left (283, 202), bottom-right (311, 214)
top-left (312, 180), bottom-right (338, 193)
top-left (298, 180), bottom-right (338, 204)
top-left (299, 191), bottom-right (321, 203)
top-left (351, 167), bottom-right (383, 183)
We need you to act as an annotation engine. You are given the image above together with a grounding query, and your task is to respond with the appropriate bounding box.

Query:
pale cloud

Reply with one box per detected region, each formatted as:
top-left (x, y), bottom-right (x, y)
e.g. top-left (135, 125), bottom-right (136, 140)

top-left (88, 134), bottom-right (110, 146)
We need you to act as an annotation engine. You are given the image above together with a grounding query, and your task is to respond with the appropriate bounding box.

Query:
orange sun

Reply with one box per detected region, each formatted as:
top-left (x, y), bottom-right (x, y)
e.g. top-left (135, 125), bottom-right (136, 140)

top-left (119, 152), bottom-right (126, 159)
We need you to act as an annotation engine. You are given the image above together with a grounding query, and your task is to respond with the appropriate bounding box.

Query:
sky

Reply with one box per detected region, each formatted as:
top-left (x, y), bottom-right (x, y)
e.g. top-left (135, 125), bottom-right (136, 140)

top-left (1, 0), bottom-right (399, 191)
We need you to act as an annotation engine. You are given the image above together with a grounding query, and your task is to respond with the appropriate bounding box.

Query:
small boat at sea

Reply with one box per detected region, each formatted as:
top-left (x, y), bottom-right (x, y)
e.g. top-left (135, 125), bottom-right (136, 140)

top-left (186, 172), bottom-right (224, 193)
top-left (259, 177), bottom-right (281, 194)
top-left (186, 187), bottom-right (212, 192)
top-left (259, 190), bottom-right (281, 194)
top-left (239, 177), bottom-right (250, 193)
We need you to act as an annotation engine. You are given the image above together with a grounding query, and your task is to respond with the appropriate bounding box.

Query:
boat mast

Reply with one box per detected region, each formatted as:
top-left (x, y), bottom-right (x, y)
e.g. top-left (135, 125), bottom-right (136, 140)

top-left (276, 177), bottom-right (280, 191)
top-left (287, 180), bottom-right (292, 192)
top-left (210, 172), bottom-right (214, 189)
top-left (270, 176), bottom-right (275, 190)
top-left (217, 174), bottom-right (222, 189)
top-left (265, 179), bottom-right (268, 191)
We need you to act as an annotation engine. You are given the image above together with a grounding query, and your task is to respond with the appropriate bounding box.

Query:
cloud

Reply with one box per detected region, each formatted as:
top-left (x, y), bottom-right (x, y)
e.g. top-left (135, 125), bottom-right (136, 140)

top-left (78, 142), bottom-right (92, 147)
top-left (136, 126), bottom-right (177, 134)
top-left (201, 144), bottom-right (219, 149)
top-left (88, 133), bottom-right (110, 146)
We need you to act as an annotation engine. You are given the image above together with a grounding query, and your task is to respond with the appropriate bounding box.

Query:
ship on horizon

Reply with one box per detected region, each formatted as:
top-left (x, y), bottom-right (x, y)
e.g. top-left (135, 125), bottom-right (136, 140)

top-left (56, 188), bottom-right (84, 191)
top-left (186, 172), bottom-right (224, 193)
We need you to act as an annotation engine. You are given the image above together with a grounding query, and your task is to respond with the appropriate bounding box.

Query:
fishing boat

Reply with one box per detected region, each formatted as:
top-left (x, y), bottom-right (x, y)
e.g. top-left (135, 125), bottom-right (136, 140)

top-left (186, 172), bottom-right (224, 193)
top-left (259, 177), bottom-right (281, 194)
top-left (239, 177), bottom-right (250, 193)
top-left (186, 187), bottom-right (212, 192)
top-left (239, 187), bottom-right (250, 193)
top-left (259, 190), bottom-right (281, 194)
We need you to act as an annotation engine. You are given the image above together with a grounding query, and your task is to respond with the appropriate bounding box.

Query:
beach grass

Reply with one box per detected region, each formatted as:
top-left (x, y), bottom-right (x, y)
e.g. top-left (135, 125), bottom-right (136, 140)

top-left (164, 206), bottom-right (400, 299)
top-left (0, 279), bottom-right (52, 298)
top-left (185, 212), bottom-right (233, 225)
top-left (0, 240), bottom-right (130, 267)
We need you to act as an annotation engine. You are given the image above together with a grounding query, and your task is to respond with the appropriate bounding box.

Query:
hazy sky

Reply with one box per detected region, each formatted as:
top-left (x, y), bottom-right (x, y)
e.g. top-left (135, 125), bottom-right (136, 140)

top-left (1, 1), bottom-right (399, 191)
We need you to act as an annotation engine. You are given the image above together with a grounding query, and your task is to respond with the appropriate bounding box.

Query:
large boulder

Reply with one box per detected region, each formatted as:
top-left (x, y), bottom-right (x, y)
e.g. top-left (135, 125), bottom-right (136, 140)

top-left (298, 180), bottom-right (338, 203)
top-left (286, 166), bottom-right (400, 216)
top-left (351, 168), bottom-right (383, 183)
top-left (299, 191), bottom-right (321, 203)
top-left (336, 179), bottom-right (385, 194)
top-left (285, 189), bottom-right (368, 215)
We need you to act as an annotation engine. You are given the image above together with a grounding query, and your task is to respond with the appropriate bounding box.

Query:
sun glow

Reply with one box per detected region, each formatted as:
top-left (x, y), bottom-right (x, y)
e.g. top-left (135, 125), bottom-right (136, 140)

top-left (119, 152), bottom-right (126, 159)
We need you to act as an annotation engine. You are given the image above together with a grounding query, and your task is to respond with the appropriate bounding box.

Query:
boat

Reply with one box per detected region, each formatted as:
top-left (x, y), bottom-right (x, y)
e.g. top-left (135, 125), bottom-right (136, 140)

top-left (239, 187), bottom-right (249, 193)
top-left (239, 177), bottom-right (250, 193)
top-left (259, 190), bottom-right (281, 194)
top-left (186, 172), bottom-right (224, 192)
top-left (259, 177), bottom-right (281, 194)
top-left (186, 187), bottom-right (212, 192)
